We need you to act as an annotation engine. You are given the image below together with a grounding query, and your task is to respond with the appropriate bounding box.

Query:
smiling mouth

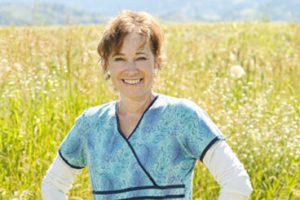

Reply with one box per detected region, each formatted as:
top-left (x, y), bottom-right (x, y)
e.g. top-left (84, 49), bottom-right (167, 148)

top-left (122, 78), bottom-right (143, 85)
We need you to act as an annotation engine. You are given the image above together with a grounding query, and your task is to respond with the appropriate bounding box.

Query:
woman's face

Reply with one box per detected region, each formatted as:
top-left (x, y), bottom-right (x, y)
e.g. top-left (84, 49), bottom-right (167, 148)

top-left (107, 31), bottom-right (157, 100)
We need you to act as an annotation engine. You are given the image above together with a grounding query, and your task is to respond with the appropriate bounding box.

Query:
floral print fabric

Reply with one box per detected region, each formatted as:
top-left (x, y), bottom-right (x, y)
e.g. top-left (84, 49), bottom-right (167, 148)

top-left (59, 94), bottom-right (225, 199)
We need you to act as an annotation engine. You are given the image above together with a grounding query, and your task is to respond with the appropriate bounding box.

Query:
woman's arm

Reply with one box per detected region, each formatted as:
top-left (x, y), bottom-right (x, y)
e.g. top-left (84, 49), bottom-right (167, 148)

top-left (203, 140), bottom-right (253, 200)
top-left (41, 153), bottom-right (82, 200)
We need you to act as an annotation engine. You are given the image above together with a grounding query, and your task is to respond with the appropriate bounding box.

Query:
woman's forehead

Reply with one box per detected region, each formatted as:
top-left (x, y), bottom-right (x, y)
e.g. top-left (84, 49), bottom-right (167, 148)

top-left (114, 33), bottom-right (150, 55)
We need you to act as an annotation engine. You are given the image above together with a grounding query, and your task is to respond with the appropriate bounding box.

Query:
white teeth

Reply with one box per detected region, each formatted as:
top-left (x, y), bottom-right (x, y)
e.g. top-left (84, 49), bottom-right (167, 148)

top-left (123, 79), bottom-right (142, 85)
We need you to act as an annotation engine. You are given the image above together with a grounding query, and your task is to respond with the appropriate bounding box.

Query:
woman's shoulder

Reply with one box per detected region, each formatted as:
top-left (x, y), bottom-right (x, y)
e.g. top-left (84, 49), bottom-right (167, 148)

top-left (78, 100), bottom-right (117, 121)
top-left (156, 95), bottom-right (214, 133)
top-left (158, 94), bottom-right (203, 115)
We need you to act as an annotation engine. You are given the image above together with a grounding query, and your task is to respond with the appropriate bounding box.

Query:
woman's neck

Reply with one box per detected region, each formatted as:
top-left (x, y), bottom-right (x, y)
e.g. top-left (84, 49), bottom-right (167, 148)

top-left (118, 92), bottom-right (156, 115)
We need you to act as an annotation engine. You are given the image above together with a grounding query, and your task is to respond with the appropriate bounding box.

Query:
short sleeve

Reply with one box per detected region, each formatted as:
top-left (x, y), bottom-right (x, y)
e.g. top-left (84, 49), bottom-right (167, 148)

top-left (58, 111), bottom-right (88, 169)
top-left (177, 100), bottom-right (225, 161)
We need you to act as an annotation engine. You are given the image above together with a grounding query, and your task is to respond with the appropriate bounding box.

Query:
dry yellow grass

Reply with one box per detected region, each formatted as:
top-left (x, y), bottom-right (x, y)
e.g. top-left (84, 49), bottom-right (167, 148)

top-left (0, 23), bottom-right (299, 199)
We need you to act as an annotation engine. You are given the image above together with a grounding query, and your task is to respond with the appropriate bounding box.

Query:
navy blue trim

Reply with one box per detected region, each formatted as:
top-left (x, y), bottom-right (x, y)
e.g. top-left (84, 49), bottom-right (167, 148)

top-left (93, 184), bottom-right (185, 194)
top-left (115, 95), bottom-right (160, 186)
top-left (127, 141), bottom-right (158, 185)
top-left (118, 194), bottom-right (185, 199)
top-left (199, 136), bottom-right (225, 161)
top-left (116, 95), bottom-right (159, 140)
top-left (58, 149), bottom-right (85, 169)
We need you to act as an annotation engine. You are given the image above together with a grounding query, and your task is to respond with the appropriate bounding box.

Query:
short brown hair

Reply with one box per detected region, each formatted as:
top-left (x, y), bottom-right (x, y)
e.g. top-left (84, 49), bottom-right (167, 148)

top-left (97, 10), bottom-right (164, 74)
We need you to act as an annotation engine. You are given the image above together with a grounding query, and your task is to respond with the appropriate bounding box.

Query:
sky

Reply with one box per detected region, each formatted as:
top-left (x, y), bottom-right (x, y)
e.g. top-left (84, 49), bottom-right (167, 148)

top-left (0, 0), bottom-right (299, 26)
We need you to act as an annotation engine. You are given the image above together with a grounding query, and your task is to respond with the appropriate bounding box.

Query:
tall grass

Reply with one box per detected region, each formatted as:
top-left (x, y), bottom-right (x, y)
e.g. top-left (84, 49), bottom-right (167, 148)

top-left (0, 23), bottom-right (299, 199)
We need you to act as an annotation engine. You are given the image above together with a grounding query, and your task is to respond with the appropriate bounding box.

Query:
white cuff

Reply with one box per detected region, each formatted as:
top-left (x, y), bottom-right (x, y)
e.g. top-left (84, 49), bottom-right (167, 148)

top-left (203, 140), bottom-right (253, 199)
top-left (41, 153), bottom-right (82, 199)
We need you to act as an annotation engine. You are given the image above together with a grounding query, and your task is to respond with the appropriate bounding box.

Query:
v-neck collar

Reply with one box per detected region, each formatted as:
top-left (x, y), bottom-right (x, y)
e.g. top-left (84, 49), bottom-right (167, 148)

top-left (115, 95), bottom-right (159, 141)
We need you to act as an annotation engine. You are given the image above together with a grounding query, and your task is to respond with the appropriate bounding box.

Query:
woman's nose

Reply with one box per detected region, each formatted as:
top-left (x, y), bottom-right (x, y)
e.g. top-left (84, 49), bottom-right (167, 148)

top-left (126, 60), bottom-right (137, 71)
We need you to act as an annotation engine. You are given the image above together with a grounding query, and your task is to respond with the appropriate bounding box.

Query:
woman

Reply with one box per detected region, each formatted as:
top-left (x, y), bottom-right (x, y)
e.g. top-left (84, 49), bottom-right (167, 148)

top-left (41, 11), bottom-right (253, 200)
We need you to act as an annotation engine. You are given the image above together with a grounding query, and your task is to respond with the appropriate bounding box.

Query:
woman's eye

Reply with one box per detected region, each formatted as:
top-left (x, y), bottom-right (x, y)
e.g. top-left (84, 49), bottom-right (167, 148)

top-left (114, 57), bottom-right (125, 61)
top-left (136, 57), bottom-right (147, 61)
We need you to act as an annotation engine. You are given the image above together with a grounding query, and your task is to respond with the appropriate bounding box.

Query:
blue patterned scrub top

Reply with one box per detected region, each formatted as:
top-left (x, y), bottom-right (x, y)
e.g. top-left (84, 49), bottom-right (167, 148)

top-left (58, 94), bottom-right (225, 200)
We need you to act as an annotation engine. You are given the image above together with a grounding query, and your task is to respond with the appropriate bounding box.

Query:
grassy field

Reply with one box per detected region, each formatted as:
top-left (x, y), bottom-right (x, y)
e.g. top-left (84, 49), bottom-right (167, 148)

top-left (0, 23), bottom-right (299, 199)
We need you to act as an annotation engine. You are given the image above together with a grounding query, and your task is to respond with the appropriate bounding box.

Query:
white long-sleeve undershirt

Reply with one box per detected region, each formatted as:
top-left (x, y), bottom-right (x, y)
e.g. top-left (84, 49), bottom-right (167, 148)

top-left (41, 153), bottom-right (82, 200)
top-left (203, 140), bottom-right (253, 199)
top-left (41, 140), bottom-right (253, 199)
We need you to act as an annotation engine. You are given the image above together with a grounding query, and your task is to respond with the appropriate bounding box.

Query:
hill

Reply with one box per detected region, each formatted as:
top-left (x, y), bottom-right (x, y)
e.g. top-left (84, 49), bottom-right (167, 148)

top-left (0, 0), bottom-right (299, 26)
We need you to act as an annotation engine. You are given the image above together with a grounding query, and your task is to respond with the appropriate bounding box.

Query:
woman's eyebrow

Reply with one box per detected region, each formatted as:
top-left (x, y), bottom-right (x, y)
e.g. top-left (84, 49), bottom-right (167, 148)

top-left (112, 53), bottom-right (125, 57)
top-left (112, 52), bottom-right (147, 57)
top-left (136, 52), bottom-right (147, 55)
